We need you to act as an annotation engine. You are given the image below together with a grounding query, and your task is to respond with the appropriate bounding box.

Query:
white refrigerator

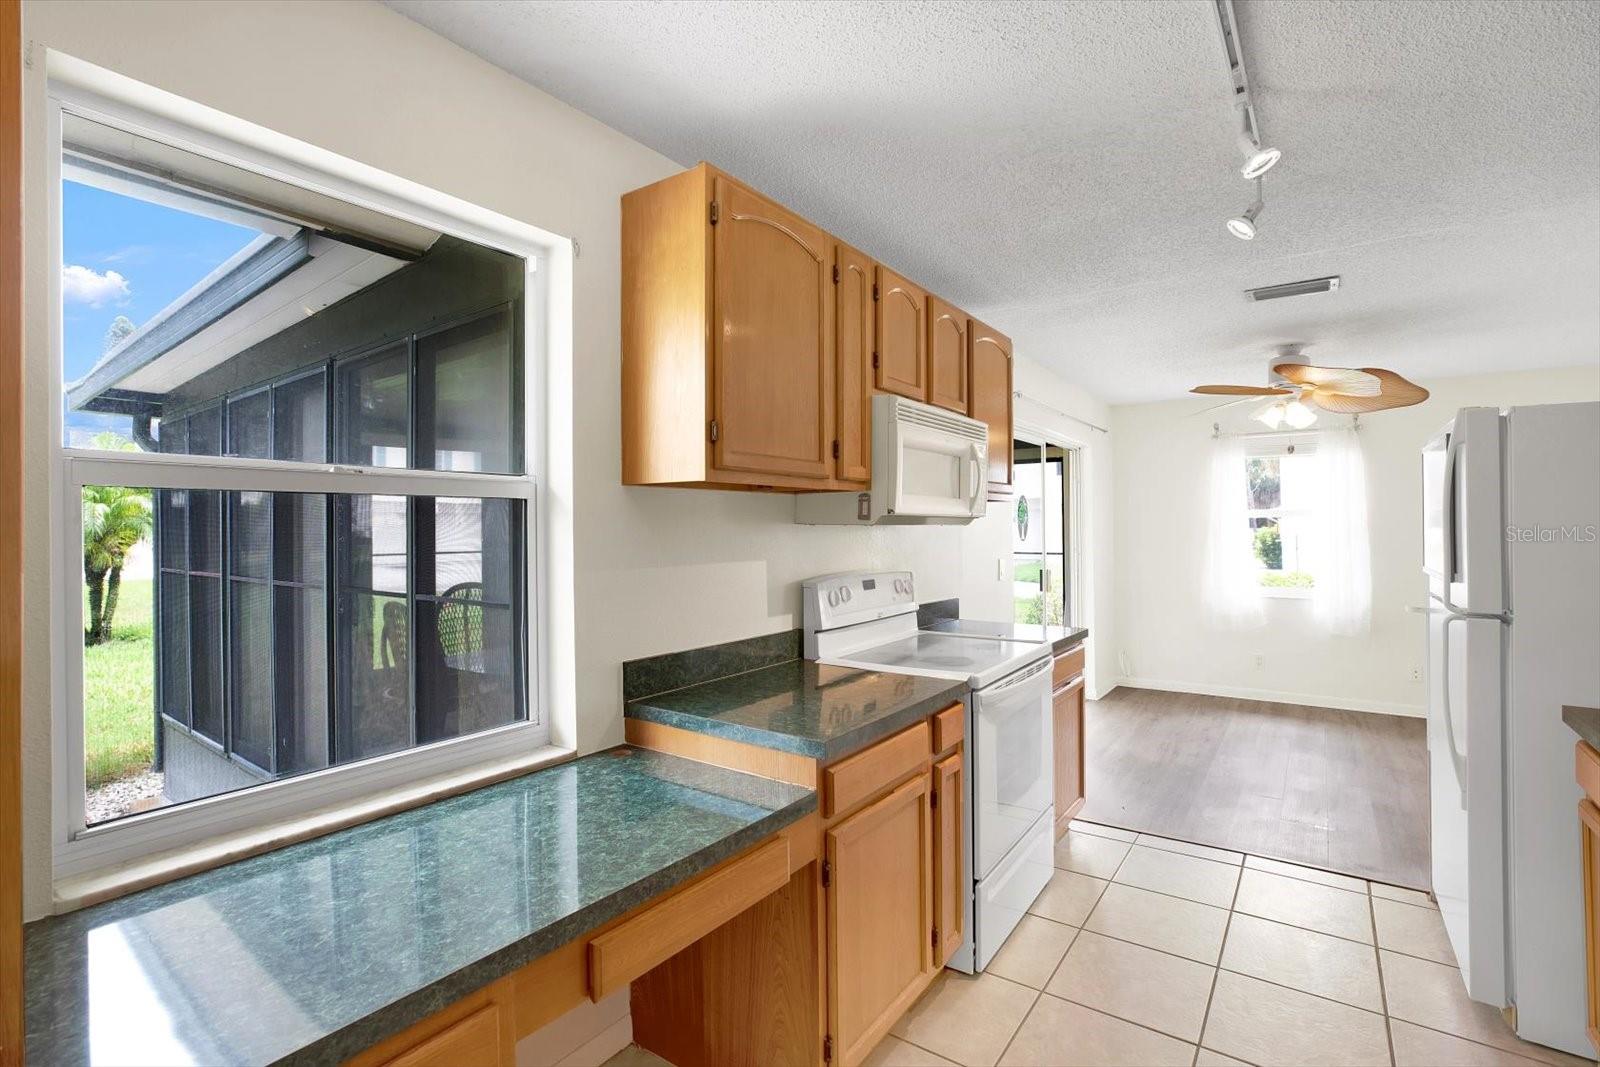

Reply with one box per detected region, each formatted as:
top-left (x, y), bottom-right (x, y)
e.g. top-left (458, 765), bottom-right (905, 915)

top-left (1423, 402), bottom-right (1600, 1057)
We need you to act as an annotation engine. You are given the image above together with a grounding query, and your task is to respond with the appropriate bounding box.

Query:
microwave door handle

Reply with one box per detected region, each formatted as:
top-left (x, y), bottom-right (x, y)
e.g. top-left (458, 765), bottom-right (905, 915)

top-left (968, 443), bottom-right (984, 512)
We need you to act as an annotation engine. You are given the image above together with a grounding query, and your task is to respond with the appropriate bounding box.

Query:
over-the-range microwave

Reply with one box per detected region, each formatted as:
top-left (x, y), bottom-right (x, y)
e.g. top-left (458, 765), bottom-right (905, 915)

top-left (795, 394), bottom-right (989, 525)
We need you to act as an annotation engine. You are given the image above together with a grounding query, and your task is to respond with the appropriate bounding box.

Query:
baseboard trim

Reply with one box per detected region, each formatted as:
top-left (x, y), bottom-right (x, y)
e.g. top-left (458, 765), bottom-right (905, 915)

top-left (1109, 677), bottom-right (1427, 719)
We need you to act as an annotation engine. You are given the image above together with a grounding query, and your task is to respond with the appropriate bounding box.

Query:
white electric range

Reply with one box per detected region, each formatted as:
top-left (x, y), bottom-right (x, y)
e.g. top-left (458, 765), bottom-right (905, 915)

top-left (801, 570), bottom-right (1055, 973)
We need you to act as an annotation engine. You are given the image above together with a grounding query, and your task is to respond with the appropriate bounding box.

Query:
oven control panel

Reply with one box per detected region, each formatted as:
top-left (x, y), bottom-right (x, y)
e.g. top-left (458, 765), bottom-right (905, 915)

top-left (802, 570), bottom-right (917, 634)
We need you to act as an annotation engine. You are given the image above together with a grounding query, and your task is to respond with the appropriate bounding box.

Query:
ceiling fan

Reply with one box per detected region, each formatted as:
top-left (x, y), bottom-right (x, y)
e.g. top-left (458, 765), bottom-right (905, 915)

top-left (1191, 346), bottom-right (1429, 429)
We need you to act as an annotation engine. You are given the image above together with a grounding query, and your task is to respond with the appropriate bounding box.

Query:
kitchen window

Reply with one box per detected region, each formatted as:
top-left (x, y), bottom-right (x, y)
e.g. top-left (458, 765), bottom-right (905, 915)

top-left (1245, 442), bottom-right (1318, 596)
top-left (51, 83), bottom-right (553, 881)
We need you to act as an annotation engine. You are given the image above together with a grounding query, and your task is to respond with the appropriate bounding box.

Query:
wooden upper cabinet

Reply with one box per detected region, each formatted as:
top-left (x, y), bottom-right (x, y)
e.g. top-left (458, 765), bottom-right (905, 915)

top-left (835, 242), bottom-right (874, 484)
top-left (875, 266), bottom-right (926, 401)
top-left (827, 774), bottom-right (934, 1067)
top-left (933, 751), bottom-right (964, 967)
top-left (926, 297), bottom-right (969, 413)
top-left (967, 317), bottom-right (1013, 494)
top-left (711, 176), bottom-right (833, 480)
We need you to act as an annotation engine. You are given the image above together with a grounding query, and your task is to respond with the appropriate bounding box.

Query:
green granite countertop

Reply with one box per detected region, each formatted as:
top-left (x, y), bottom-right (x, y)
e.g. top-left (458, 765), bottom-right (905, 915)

top-left (24, 747), bottom-right (814, 1066)
top-left (625, 658), bottom-right (967, 761)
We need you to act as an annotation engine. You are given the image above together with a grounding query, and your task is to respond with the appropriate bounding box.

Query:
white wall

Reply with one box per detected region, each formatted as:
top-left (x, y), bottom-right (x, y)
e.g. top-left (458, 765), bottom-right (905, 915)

top-left (1110, 365), bottom-right (1600, 715)
top-left (1012, 357), bottom-right (1116, 698)
top-left (16, 0), bottom-right (1034, 918)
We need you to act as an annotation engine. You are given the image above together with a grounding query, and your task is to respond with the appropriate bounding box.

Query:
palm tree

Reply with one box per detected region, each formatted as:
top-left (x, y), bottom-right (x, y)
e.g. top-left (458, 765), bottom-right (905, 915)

top-left (82, 433), bottom-right (152, 646)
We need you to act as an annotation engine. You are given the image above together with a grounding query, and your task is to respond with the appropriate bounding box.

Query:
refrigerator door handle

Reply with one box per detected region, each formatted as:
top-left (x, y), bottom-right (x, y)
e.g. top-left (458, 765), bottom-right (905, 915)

top-left (1437, 608), bottom-right (1511, 812)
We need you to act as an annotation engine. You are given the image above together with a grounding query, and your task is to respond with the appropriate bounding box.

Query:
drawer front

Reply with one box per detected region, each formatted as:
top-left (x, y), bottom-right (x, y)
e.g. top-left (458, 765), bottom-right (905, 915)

top-left (825, 721), bottom-right (932, 818)
top-left (588, 836), bottom-right (790, 999)
top-left (1052, 644), bottom-right (1085, 689)
top-left (931, 702), bottom-right (964, 754)
top-left (382, 1003), bottom-right (505, 1067)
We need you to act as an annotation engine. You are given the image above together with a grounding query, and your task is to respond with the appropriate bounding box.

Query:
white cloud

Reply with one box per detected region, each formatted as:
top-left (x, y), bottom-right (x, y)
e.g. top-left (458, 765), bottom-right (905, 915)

top-left (62, 264), bottom-right (131, 307)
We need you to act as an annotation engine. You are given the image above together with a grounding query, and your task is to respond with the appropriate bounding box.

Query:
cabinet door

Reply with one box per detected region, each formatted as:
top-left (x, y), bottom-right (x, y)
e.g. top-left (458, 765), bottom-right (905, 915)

top-left (927, 297), bottom-right (969, 413)
top-left (835, 242), bottom-right (874, 484)
top-left (711, 176), bottom-right (833, 480)
top-left (968, 319), bottom-right (1013, 492)
top-left (874, 266), bottom-right (926, 401)
top-left (1053, 677), bottom-right (1085, 831)
top-left (933, 751), bottom-right (964, 966)
top-left (827, 774), bottom-right (933, 1066)
top-left (1582, 798), bottom-right (1600, 1053)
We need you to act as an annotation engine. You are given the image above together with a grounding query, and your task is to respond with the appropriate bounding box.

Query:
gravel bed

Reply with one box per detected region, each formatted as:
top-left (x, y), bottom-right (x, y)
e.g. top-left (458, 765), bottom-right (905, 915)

top-left (86, 769), bottom-right (166, 825)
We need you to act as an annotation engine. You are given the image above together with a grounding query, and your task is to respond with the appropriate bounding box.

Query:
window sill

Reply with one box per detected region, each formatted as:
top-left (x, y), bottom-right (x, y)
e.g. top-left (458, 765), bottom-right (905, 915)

top-left (53, 743), bottom-right (576, 914)
top-left (1259, 587), bottom-right (1314, 600)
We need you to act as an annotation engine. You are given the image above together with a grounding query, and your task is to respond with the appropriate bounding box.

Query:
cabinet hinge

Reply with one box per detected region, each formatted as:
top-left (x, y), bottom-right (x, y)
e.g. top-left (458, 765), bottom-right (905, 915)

top-left (708, 419), bottom-right (719, 443)
top-left (832, 264), bottom-right (839, 284)
top-left (831, 439), bottom-right (840, 459)
top-left (709, 200), bottom-right (720, 225)
top-left (820, 860), bottom-right (831, 888)
top-left (932, 926), bottom-right (940, 948)
top-left (872, 283), bottom-right (879, 302)
top-left (930, 788), bottom-right (938, 809)
top-left (871, 352), bottom-right (880, 369)
top-left (823, 1035), bottom-right (834, 1062)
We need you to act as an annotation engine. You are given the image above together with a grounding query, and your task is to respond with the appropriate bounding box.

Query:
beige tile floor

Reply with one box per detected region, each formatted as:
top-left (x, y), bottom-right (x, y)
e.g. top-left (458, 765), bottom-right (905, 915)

top-left (865, 821), bottom-right (1596, 1067)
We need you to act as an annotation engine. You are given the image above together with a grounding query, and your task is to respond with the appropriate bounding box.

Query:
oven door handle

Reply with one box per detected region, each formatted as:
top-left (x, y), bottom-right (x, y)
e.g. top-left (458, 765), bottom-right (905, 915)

top-left (984, 656), bottom-right (1052, 692)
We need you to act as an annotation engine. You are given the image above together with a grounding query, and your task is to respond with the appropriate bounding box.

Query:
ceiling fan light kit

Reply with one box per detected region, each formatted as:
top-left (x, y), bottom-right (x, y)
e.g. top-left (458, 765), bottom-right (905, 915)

top-left (1194, 351), bottom-right (1430, 422)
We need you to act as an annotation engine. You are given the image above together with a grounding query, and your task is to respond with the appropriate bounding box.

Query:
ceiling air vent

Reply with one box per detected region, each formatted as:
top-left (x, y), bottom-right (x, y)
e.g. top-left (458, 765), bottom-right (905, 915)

top-left (1245, 275), bottom-right (1341, 302)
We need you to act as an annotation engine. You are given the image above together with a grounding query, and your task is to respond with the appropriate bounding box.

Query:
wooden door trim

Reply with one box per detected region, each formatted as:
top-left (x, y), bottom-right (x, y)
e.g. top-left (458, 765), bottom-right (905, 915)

top-left (2, 2), bottom-right (24, 1061)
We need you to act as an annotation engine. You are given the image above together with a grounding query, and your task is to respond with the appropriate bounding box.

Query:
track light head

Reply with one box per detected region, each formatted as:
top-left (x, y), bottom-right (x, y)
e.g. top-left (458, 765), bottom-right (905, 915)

top-left (1228, 178), bottom-right (1265, 240)
top-left (1241, 144), bottom-right (1281, 179)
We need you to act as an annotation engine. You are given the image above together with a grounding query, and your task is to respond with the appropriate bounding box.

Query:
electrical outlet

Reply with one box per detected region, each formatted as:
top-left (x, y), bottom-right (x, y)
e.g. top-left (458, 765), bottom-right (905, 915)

top-left (1253, 654), bottom-right (1265, 669)
top-left (1409, 666), bottom-right (1422, 682)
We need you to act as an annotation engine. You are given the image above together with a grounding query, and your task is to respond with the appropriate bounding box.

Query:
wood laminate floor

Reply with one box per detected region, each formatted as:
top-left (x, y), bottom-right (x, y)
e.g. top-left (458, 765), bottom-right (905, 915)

top-left (1077, 687), bottom-right (1431, 890)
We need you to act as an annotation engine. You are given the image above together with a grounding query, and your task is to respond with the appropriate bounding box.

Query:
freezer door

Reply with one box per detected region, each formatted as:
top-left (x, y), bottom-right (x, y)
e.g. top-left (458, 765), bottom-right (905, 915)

top-left (1426, 597), bottom-right (1507, 1007)
top-left (1503, 402), bottom-right (1600, 1056)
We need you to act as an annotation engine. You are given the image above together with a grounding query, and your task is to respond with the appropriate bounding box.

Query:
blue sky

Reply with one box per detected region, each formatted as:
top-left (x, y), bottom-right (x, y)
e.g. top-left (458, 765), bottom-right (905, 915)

top-left (62, 181), bottom-right (259, 442)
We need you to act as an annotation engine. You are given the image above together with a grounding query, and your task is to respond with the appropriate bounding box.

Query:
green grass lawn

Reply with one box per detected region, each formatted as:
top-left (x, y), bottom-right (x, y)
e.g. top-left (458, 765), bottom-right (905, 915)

top-left (1015, 561), bottom-right (1042, 583)
top-left (83, 577), bottom-right (156, 788)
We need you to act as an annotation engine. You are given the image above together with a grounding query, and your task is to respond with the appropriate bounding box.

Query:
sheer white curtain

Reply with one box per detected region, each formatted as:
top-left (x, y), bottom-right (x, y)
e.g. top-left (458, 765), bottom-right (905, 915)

top-left (1312, 427), bottom-right (1372, 635)
top-left (1203, 435), bottom-right (1265, 629)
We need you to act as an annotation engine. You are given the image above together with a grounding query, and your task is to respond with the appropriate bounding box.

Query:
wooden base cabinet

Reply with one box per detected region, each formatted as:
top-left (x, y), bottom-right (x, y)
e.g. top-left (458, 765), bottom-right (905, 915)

top-left (932, 752), bottom-right (964, 967)
top-left (826, 775), bottom-right (934, 1066)
top-left (1577, 740), bottom-right (1600, 1054)
top-left (1052, 645), bottom-right (1087, 837)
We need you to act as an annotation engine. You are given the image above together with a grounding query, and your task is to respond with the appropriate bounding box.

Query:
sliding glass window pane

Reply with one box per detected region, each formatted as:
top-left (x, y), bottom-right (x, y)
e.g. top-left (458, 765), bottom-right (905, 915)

top-left (229, 491), bottom-right (271, 580)
top-left (158, 570), bottom-right (190, 727)
top-left (336, 494), bottom-right (410, 763)
top-left (229, 580), bottom-right (274, 770)
top-left (273, 492), bottom-right (324, 585)
top-left (276, 585), bottom-right (328, 775)
top-left (160, 418), bottom-right (187, 456)
top-left (337, 344), bottom-right (409, 469)
top-left (189, 574), bottom-right (224, 743)
top-left (416, 600), bottom-right (517, 744)
top-left (1012, 439), bottom-right (1045, 625)
top-left (187, 406), bottom-right (222, 458)
top-left (415, 497), bottom-right (516, 599)
top-left (158, 489), bottom-right (188, 570)
top-left (226, 390), bottom-right (271, 459)
top-left (189, 489), bottom-right (222, 575)
top-left (273, 371), bottom-right (327, 463)
top-left (417, 308), bottom-right (517, 474)
top-left (1044, 446), bottom-right (1067, 627)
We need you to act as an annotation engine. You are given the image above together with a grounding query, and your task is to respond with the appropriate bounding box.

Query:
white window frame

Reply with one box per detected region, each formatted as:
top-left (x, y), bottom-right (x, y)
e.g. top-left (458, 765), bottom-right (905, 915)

top-left (1244, 438), bottom-right (1317, 600)
top-left (46, 71), bottom-right (568, 885)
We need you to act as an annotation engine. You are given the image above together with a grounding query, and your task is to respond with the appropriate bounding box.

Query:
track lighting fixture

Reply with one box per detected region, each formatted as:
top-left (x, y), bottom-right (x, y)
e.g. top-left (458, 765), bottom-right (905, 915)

top-left (1227, 179), bottom-right (1264, 240)
top-left (1240, 141), bottom-right (1281, 180)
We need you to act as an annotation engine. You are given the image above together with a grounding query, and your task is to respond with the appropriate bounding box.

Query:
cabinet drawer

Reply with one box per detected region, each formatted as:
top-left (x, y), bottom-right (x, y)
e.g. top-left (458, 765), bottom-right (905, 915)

top-left (588, 836), bottom-right (789, 1000)
top-left (825, 721), bottom-right (931, 819)
top-left (1052, 645), bottom-right (1085, 690)
top-left (382, 1003), bottom-right (505, 1067)
top-left (931, 703), bottom-right (964, 754)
